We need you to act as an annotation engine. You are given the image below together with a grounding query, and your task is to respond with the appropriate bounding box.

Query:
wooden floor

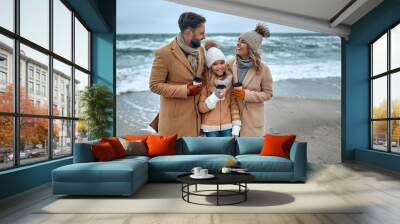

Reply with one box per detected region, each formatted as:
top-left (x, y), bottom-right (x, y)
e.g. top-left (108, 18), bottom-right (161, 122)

top-left (1, 162), bottom-right (400, 224)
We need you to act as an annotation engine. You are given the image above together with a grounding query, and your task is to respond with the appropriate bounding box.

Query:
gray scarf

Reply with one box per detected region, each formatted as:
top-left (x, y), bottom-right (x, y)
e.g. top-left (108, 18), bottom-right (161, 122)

top-left (176, 33), bottom-right (200, 74)
top-left (237, 56), bottom-right (253, 83)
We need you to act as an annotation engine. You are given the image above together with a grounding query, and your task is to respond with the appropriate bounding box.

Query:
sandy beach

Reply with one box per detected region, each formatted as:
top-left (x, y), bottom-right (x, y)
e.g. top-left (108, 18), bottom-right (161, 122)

top-left (117, 92), bottom-right (341, 164)
top-left (265, 97), bottom-right (341, 164)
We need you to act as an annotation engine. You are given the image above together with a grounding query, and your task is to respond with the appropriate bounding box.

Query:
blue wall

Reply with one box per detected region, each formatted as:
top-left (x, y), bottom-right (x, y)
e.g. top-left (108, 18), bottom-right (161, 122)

top-left (0, 158), bottom-right (72, 199)
top-left (343, 0), bottom-right (400, 171)
top-left (0, 0), bottom-right (116, 200)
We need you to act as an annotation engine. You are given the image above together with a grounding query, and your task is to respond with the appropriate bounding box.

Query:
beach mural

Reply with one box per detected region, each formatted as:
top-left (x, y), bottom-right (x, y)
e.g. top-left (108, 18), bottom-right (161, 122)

top-left (116, 33), bottom-right (342, 163)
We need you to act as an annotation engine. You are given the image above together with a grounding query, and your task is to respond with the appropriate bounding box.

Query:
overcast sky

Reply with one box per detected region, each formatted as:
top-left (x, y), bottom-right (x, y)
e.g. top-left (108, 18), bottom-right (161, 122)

top-left (117, 0), bottom-right (310, 34)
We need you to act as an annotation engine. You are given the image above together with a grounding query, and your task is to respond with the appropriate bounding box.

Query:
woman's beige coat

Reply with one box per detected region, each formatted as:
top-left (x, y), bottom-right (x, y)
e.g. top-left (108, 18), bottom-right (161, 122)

top-left (227, 58), bottom-right (273, 136)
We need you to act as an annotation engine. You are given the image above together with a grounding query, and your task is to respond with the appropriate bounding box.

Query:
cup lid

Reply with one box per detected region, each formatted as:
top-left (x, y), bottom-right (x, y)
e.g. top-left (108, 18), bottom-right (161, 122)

top-left (233, 82), bottom-right (242, 87)
top-left (193, 77), bottom-right (203, 82)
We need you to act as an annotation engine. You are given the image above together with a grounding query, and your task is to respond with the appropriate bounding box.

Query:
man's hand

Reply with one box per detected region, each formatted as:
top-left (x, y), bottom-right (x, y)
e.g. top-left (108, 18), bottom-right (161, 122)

top-left (232, 88), bottom-right (245, 101)
top-left (187, 83), bottom-right (203, 96)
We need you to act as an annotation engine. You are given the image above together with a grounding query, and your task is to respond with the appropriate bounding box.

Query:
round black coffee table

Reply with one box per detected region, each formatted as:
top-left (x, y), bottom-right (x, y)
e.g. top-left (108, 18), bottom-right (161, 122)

top-left (177, 173), bottom-right (255, 206)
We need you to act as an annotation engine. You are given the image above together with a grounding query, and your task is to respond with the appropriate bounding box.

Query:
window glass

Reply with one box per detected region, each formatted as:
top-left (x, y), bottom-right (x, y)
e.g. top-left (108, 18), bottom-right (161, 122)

top-left (20, 117), bottom-right (49, 165)
top-left (20, 0), bottom-right (49, 49)
top-left (391, 72), bottom-right (400, 118)
top-left (0, 116), bottom-right (13, 170)
top-left (391, 120), bottom-right (400, 153)
top-left (53, 59), bottom-right (72, 117)
top-left (391, 24), bottom-right (400, 70)
top-left (0, 35), bottom-right (13, 113)
top-left (372, 121), bottom-right (388, 151)
top-left (53, 119), bottom-right (72, 157)
top-left (74, 18), bottom-right (89, 70)
top-left (20, 44), bottom-right (49, 115)
top-left (53, 0), bottom-right (72, 60)
top-left (372, 33), bottom-right (387, 76)
top-left (0, 0), bottom-right (14, 31)
top-left (74, 69), bottom-right (89, 118)
top-left (372, 76), bottom-right (387, 119)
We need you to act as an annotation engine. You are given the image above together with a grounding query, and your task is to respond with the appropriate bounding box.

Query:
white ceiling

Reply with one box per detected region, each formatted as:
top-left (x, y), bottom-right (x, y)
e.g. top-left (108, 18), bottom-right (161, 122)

top-left (167, 0), bottom-right (384, 38)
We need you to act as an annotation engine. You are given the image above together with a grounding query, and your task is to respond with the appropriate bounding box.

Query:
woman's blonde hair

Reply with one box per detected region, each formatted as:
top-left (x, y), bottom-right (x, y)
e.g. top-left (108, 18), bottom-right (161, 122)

top-left (249, 48), bottom-right (262, 74)
top-left (236, 43), bottom-right (262, 74)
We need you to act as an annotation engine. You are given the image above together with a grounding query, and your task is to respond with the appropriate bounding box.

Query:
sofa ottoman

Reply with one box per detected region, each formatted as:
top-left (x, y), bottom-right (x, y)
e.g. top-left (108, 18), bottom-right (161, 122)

top-left (52, 156), bottom-right (148, 196)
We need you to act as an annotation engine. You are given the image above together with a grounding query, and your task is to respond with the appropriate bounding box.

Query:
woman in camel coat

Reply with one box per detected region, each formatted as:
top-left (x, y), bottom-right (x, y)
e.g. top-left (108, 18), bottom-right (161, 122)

top-left (228, 24), bottom-right (273, 136)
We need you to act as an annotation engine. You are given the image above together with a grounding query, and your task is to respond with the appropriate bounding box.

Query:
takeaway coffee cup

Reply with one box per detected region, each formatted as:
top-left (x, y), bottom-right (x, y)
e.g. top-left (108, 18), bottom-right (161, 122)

top-left (233, 82), bottom-right (242, 90)
top-left (193, 77), bottom-right (203, 86)
top-left (215, 84), bottom-right (226, 100)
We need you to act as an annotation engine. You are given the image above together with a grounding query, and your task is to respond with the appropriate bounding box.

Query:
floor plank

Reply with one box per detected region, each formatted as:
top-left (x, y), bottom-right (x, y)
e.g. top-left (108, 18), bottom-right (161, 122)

top-left (1, 162), bottom-right (400, 224)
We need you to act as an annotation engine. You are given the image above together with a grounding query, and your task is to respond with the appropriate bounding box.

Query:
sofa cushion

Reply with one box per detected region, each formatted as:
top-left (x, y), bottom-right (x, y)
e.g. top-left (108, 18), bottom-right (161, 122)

top-left (179, 137), bottom-right (235, 155)
top-left (124, 135), bottom-right (151, 149)
top-left (260, 134), bottom-right (296, 159)
top-left (119, 138), bottom-right (147, 156)
top-left (147, 134), bottom-right (177, 157)
top-left (114, 155), bottom-right (150, 164)
top-left (236, 137), bottom-right (263, 155)
top-left (149, 154), bottom-right (235, 172)
top-left (91, 142), bottom-right (118, 161)
top-left (52, 158), bottom-right (147, 183)
top-left (101, 137), bottom-right (127, 158)
top-left (124, 135), bottom-right (149, 141)
top-left (236, 155), bottom-right (293, 172)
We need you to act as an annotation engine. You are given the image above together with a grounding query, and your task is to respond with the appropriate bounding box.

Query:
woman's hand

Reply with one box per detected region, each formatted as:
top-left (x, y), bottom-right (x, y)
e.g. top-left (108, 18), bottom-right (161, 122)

top-left (232, 88), bottom-right (245, 101)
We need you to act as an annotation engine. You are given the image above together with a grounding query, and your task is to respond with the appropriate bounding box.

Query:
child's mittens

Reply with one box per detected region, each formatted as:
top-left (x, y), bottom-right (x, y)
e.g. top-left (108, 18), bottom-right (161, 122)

top-left (232, 125), bottom-right (241, 136)
top-left (205, 92), bottom-right (220, 110)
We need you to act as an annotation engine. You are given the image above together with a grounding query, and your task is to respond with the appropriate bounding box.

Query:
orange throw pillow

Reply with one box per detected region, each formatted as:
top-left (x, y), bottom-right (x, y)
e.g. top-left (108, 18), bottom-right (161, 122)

top-left (146, 134), bottom-right (178, 157)
top-left (124, 135), bottom-right (149, 141)
top-left (260, 134), bottom-right (296, 159)
top-left (91, 142), bottom-right (117, 162)
top-left (101, 137), bottom-right (127, 158)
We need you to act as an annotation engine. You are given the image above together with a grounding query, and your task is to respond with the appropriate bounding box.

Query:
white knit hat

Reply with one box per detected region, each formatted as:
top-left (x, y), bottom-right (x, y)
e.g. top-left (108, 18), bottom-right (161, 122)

top-left (204, 40), bottom-right (225, 68)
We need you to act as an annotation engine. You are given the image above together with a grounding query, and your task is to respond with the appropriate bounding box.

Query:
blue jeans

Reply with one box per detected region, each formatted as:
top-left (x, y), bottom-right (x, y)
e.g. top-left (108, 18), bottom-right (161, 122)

top-left (205, 129), bottom-right (232, 137)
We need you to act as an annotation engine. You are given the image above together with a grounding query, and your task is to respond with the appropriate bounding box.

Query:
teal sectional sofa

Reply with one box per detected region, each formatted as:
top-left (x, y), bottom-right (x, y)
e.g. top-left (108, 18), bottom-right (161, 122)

top-left (52, 137), bottom-right (307, 196)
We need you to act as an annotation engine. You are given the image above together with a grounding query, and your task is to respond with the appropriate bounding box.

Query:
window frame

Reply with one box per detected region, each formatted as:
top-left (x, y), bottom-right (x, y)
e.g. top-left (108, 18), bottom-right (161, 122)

top-left (370, 20), bottom-right (400, 154)
top-left (0, 0), bottom-right (92, 171)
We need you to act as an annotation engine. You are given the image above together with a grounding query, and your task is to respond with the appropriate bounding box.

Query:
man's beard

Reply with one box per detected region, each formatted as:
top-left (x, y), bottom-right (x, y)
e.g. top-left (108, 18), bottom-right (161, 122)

top-left (190, 38), bottom-right (201, 48)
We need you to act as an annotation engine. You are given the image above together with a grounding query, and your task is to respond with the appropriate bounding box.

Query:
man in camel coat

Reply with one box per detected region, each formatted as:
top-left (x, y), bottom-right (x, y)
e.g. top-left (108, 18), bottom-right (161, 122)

top-left (149, 12), bottom-right (206, 136)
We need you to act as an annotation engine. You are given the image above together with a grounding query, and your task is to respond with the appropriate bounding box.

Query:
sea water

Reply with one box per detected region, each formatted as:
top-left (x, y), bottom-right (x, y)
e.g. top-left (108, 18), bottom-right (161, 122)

top-left (116, 33), bottom-right (341, 99)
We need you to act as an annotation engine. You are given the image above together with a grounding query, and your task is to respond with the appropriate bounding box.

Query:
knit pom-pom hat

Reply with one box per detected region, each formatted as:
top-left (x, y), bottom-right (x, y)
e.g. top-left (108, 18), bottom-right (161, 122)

top-left (204, 40), bottom-right (226, 68)
top-left (239, 23), bottom-right (270, 53)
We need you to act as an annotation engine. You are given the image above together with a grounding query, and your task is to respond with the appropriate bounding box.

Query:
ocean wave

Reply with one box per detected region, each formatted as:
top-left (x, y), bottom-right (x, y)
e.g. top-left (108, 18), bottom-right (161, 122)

top-left (116, 33), bottom-right (341, 95)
